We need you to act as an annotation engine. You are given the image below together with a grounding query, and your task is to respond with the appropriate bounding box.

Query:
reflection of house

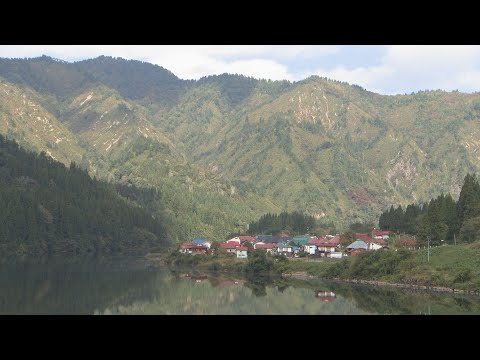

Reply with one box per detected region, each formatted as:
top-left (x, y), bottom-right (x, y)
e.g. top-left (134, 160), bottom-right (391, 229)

top-left (179, 242), bottom-right (208, 255)
top-left (236, 247), bottom-right (248, 259)
top-left (220, 280), bottom-right (243, 286)
top-left (192, 238), bottom-right (211, 249)
top-left (315, 291), bottom-right (336, 301)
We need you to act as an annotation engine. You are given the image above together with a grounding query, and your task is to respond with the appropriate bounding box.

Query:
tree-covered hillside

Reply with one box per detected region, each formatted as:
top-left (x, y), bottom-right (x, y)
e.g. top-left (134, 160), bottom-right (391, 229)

top-left (379, 173), bottom-right (480, 245)
top-left (0, 135), bottom-right (168, 257)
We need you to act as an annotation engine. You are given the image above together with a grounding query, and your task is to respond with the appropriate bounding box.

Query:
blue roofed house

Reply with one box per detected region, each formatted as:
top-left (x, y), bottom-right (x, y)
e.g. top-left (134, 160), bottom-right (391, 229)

top-left (256, 235), bottom-right (274, 242)
top-left (346, 240), bottom-right (368, 256)
top-left (277, 242), bottom-right (296, 257)
top-left (192, 238), bottom-right (211, 249)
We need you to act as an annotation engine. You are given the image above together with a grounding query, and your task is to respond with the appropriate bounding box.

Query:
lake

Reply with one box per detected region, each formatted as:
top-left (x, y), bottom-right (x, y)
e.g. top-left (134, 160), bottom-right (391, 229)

top-left (1, 258), bottom-right (479, 315)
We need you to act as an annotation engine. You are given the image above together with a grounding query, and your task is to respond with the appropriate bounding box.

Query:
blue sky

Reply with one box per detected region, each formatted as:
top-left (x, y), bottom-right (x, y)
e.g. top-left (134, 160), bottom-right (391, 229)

top-left (1, 45), bottom-right (479, 95)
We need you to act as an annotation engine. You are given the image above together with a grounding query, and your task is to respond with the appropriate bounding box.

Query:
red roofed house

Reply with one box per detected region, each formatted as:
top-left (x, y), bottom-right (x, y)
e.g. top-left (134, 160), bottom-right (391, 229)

top-left (236, 246), bottom-right (248, 259)
top-left (179, 242), bottom-right (208, 255)
top-left (226, 237), bottom-right (241, 245)
top-left (356, 234), bottom-right (372, 243)
top-left (317, 241), bottom-right (339, 257)
top-left (254, 243), bottom-right (275, 254)
top-left (328, 234), bottom-right (341, 246)
top-left (372, 230), bottom-right (390, 239)
top-left (304, 237), bottom-right (325, 255)
top-left (239, 236), bottom-right (256, 243)
top-left (219, 242), bottom-right (239, 254)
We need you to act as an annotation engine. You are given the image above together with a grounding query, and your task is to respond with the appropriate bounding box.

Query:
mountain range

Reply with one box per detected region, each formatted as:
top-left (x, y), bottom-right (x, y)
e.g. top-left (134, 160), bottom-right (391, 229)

top-left (1, 55), bottom-right (480, 241)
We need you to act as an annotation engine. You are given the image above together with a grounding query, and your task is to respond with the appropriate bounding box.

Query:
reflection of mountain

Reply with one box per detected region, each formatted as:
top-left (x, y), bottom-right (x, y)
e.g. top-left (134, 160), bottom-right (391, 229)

top-left (327, 282), bottom-right (480, 315)
top-left (0, 259), bottom-right (159, 314)
top-left (98, 271), bottom-right (368, 315)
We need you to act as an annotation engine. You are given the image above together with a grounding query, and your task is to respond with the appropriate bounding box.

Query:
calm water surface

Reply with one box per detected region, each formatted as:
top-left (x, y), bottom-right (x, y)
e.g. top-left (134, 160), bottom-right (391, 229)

top-left (1, 258), bottom-right (479, 315)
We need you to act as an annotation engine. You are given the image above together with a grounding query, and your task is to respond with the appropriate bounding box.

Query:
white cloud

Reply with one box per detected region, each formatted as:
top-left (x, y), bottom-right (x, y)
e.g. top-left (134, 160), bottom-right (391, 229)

top-left (308, 65), bottom-right (394, 93)
top-left (310, 45), bottom-right (480, 94)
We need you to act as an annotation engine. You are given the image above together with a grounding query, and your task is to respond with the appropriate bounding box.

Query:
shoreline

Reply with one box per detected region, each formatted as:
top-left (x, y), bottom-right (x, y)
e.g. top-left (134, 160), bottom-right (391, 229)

top-left (282, 271), bottom-right (480, 295)
top-left (147, 253), bottom-right (480, 296)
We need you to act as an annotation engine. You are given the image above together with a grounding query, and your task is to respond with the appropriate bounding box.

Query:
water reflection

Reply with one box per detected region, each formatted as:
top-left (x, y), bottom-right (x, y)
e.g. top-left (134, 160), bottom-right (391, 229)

top-left (0, 259), bottom-right (479, 314)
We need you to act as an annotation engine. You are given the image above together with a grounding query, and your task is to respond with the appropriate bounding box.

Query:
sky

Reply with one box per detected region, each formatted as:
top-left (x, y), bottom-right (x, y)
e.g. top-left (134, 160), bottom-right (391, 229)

top-left (1, 45), bottom-right (480, 95)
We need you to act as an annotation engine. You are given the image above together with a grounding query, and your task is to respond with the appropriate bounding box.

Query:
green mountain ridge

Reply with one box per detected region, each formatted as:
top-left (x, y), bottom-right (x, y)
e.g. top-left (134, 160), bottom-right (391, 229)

top-left (1, 56), bottom-right (480, 240)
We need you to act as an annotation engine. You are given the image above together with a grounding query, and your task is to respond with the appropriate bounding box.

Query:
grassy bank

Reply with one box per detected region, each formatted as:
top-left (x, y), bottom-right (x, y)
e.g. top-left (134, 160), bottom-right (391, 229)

top-left (316, 244), bottom-right (480, 292)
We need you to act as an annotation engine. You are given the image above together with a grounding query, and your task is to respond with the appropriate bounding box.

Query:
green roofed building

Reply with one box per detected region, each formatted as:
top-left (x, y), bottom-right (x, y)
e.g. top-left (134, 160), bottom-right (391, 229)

top-left (290, 235), bottom-right (310, 246)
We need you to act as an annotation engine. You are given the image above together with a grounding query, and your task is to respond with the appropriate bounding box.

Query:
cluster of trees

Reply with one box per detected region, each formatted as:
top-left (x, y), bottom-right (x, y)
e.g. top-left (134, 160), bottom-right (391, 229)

top-left (378, 174), bottom-right (480, 245)
top-left (0, 135), bottom-right (168, 258)
top-left (247, 211), bottom-right (317, 235)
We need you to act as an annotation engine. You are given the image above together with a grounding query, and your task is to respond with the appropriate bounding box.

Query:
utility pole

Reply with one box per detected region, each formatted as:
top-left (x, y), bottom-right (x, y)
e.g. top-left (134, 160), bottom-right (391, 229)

top-left (427, 236), bottom-right (430, 263)
top-left (454, 233), bottom-right (457, 246)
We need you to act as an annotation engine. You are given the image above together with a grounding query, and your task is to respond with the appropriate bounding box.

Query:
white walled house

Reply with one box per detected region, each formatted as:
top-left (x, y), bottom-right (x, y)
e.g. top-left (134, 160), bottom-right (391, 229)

top-left (236, 247), bottom-right (248, 259)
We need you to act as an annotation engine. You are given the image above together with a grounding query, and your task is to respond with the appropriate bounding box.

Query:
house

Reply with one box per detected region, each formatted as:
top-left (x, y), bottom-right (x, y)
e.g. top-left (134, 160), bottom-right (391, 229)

top-left (328, 234), bottom-right (341, 246)
top-left (277, 243), bottom-right (295, 257)
top-left (219, 242), bottom-right (239, 254)
top-left (291, 246), bottom-right (300, 257)
top-left (291, 235), bottom-right (310, 247)
top-left (256, 235), bottom-right (274, 242)
top-left (192, 238), bottom-right (211, 249)
top-left (356, 234), bottom-right (372, 243)
top-left (317, 241), bottom-right (339, 257)
top-left (226, 237), bottom-right (241, 245)
top-left (254, 243), bottom-right (275, 254)
top-left (372, 230), bottom-right (390, 240)
top-left (239, 235), bottom-right (256, 243)
top-left (368, 241), bottom-right (384, 250)
top-left (305, 237), bottom-right (324, 255)
top-left (256, 235), bottom-right (289, 244)
top-left (179, 242), bottom-right (195, 254)
top-left (179, 242), bottom-right (208, 255)
top-left (346, 240), bottom-right (368, 256)
top-left (236, 247), bottom-right (248, 259)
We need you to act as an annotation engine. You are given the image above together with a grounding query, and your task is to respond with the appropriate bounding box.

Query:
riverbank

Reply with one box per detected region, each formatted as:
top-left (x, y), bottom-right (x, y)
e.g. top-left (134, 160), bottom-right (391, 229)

top-left (282, 243), bottom-right (480, 293)
top-left (147, 242), bottom-right (480, 293)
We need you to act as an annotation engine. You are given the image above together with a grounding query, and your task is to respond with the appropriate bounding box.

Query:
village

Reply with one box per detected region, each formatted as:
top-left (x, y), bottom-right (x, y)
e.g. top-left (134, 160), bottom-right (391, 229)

top-left (177, 230), bottom-right (390, 259)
